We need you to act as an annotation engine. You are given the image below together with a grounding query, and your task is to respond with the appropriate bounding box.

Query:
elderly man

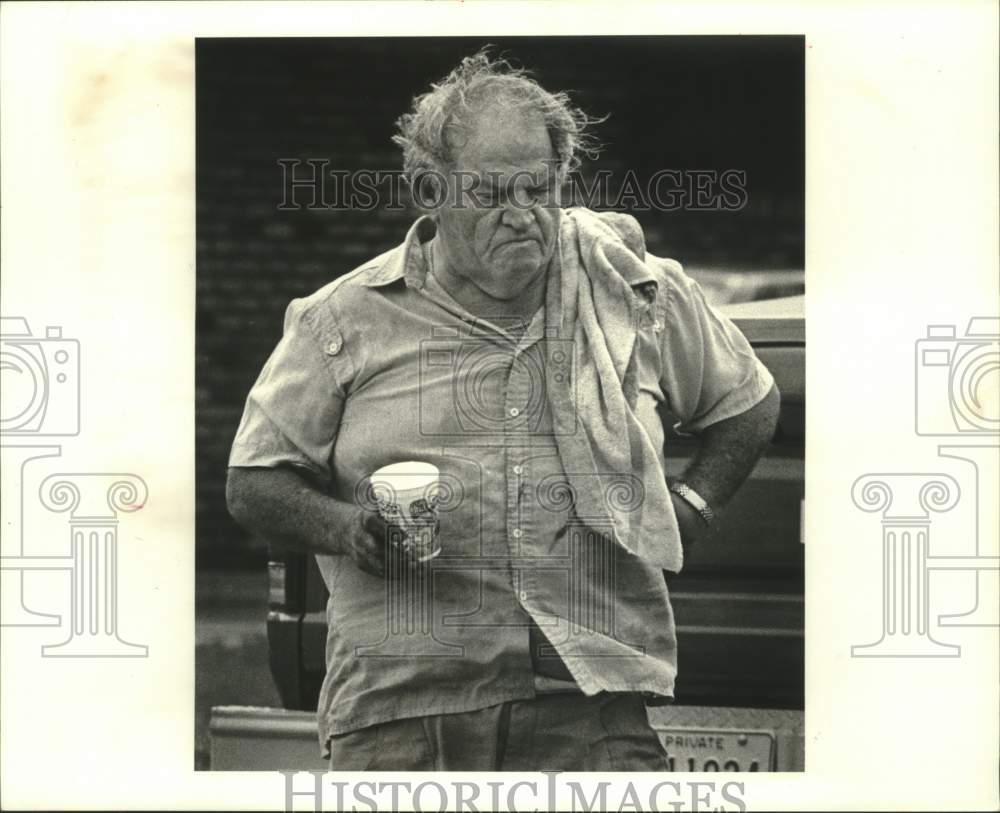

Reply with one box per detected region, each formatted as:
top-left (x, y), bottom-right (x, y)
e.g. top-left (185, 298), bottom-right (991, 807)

top-left (226, 51), bottom-right (780, 771)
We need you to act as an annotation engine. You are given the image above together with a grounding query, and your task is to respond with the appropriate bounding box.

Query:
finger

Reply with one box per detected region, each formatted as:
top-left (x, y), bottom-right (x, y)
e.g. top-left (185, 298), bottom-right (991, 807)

top-left (346, 522), bottom-right (385, 577)
top-left (362, 510), bottom-right (390, 539)
top-left (361, 525), bottom-right (413, 580)
top-left (364, 517), bottom-right (412, 562)
top-left (354, 539), bottom-right (386, 578)
top-left (383, 540), bottom-right (414, 577)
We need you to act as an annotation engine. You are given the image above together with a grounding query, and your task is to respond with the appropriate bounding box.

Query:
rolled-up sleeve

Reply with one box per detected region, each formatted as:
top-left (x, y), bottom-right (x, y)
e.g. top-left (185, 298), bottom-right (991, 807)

top-left (228, 296), bottom-right (351, 484)
top-left (652, 257), bottom-right (774, 434)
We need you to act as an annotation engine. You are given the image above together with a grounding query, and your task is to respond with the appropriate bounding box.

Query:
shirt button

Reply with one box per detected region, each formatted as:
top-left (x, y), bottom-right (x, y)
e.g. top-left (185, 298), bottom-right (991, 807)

top-left (513, 465), bottom-right (523, 475)
top-left (512, 528), bottom-right (522, 539)
top-left (325, 338), bottom-right (342, 355)
top-left (519, 591), bottom-right (528, 601)
top-left (509, 407), bottom-right (520, 418)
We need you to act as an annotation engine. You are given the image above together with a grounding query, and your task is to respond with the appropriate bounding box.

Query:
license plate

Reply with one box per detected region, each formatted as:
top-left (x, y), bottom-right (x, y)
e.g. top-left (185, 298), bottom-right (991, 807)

top-left (656, 728), bottom-right (775, 771)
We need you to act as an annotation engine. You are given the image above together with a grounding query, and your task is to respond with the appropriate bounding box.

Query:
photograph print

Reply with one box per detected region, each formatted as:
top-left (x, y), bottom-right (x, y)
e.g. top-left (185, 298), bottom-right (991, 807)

top-left (196, 35), bottom-right (805, 773)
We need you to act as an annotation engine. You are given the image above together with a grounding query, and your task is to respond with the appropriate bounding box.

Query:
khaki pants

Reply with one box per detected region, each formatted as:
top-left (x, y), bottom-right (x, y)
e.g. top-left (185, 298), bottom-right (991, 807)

top-left (328, 691), bottom-right (670, 771)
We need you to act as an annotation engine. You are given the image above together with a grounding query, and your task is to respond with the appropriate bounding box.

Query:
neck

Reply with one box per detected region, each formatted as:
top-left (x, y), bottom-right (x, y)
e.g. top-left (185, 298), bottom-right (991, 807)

top-left (429, 238), bottom-right (548, 324)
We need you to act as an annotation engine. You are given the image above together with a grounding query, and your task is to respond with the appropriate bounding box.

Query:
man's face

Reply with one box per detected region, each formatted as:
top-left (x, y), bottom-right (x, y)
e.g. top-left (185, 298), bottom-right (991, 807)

top-left (431, 107), bottom-right (562, 301)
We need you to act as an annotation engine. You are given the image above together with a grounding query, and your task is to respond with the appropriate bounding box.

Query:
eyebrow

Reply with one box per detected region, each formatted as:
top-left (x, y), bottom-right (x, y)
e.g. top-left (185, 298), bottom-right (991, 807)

top-left (478, 170), bottom-right (554, 192)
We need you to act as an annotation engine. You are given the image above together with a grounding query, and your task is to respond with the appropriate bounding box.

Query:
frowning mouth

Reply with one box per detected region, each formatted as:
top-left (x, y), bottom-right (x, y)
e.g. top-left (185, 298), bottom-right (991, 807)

top-left (495, 237), bottom-right (539, 250)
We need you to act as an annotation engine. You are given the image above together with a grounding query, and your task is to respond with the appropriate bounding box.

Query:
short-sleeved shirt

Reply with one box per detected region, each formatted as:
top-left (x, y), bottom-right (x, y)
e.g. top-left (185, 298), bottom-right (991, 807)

top-left (228, 213), bottom-right (774, 751)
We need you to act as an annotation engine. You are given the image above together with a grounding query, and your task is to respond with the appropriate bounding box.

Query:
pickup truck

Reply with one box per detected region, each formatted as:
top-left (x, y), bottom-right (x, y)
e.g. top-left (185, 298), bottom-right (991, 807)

top-left (210, 293), bottom-right (805, 772)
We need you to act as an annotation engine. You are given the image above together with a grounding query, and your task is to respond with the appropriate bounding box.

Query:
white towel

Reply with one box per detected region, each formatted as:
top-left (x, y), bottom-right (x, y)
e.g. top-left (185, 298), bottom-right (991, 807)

top-left (545, 208), bottom-right (683, 573)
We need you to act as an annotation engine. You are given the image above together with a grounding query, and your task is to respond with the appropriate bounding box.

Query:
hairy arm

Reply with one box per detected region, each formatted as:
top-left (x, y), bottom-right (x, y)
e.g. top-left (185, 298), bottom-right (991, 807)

top-left (670, 382), bottom-right (782, 546)
top-left (226, 466), bottom-right (396, 577)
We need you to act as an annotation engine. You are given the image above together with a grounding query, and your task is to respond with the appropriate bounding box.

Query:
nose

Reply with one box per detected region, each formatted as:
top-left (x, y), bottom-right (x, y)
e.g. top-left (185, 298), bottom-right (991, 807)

top-left (500, 200), bottom-right (535, 231)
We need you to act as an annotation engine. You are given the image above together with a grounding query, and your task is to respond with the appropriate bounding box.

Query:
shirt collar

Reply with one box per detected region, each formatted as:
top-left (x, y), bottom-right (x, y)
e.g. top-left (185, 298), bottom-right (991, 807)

top-left (358, 215), bottom-right (436, 289)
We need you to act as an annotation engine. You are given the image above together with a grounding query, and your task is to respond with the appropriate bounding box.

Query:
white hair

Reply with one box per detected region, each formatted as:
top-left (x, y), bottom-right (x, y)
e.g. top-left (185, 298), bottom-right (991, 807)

top-left (392, 48), bottom-right (604, 185)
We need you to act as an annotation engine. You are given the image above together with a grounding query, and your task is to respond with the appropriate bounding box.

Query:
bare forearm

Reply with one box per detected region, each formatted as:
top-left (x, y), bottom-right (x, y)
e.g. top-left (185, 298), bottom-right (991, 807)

top-left (680, 383), bottom-right (781, 510)
top-left (226, 466), bottom-right (355, 556)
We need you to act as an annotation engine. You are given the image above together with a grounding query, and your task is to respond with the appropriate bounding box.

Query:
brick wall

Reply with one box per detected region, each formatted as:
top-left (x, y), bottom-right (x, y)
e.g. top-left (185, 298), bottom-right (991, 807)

top-left (196, 36), bottom-right (804, 566)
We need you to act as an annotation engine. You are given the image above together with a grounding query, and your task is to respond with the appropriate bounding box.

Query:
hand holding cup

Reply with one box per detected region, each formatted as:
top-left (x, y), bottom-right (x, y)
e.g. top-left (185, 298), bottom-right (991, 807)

top-left (349, 461), bottom-right (441, 578)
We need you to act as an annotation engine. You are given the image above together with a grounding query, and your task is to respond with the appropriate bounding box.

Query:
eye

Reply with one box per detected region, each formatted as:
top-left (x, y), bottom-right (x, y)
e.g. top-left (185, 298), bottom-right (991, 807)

top-left (475, 186), bottom-right (498, 206)
top-left (529, 184), bottom-right (554, 205)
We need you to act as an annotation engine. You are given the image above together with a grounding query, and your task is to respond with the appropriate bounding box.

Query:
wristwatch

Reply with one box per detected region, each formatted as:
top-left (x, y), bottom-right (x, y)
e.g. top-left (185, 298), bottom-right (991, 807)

top-left (667, 480), bottom-right (715, 526)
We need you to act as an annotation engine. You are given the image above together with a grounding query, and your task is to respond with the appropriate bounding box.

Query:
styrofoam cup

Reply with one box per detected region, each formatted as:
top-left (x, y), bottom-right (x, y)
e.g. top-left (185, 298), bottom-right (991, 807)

top-left (369, 461), bottom-right (441, 562)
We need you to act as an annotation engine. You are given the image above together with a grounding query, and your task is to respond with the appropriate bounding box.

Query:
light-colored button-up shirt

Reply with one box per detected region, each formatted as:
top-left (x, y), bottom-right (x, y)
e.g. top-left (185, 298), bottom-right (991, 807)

top-left (228, 213), bottom-right (774, 751)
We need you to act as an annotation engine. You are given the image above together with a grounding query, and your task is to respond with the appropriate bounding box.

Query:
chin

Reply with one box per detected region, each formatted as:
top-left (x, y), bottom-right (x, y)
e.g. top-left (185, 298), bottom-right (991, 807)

top-left (484, 270), bottom-right (545, 301)
top-left (498, 258), bottom-right (542, 278)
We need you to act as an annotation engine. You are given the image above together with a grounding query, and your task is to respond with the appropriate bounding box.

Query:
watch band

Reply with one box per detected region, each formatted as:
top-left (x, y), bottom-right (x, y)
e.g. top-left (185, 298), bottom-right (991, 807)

top-left (668, 480), bottom-right (715, 526)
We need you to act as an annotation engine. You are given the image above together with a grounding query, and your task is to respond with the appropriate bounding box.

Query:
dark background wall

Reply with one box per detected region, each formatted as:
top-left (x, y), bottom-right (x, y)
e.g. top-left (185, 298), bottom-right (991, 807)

top-left (196, 36), bottom-right (804, 568)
